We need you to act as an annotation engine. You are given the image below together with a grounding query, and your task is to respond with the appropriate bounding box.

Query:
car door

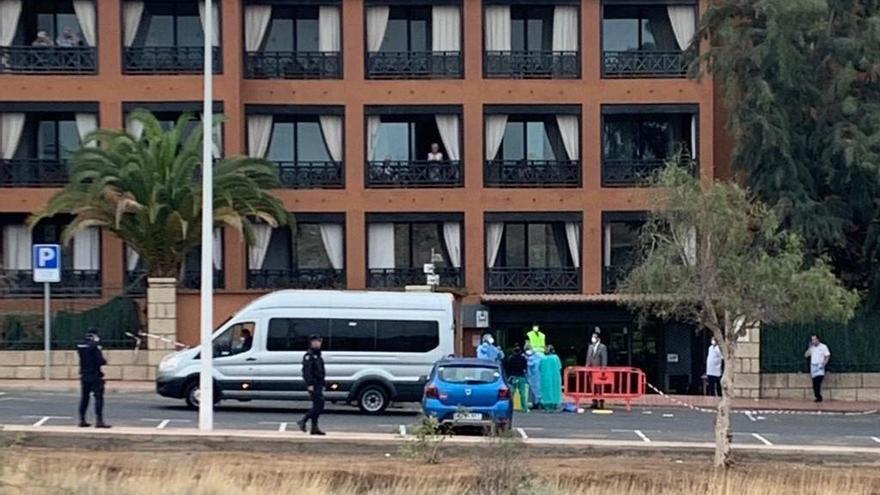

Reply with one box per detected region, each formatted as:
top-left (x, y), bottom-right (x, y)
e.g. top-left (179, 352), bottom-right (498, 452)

top-left (212, 321), bottom-right (258, 399)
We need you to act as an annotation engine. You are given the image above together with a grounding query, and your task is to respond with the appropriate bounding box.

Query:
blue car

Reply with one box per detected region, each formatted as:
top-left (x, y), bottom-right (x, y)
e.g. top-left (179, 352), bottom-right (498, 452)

top-left (421, 358), bottom-right (513, 432)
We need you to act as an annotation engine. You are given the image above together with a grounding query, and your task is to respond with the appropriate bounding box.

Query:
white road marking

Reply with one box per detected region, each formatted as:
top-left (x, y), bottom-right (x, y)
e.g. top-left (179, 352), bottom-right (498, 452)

top-left (634, 430), bottom-right (651, 443)
top-left (871, 436), bottom-right (880, 444)
top-left (751, 433), bottom-right (773, 446)
top-left (278, 422), bottom-right (287, 432)
top-left (662, 413), bottom-right (674, 418)
top-left (157, 420), bottom-right (170, 429)
top-left (258, 421), bottom-right (290, 432)
top-left (745, 412), bottom-right (757, 422)
top-left (398, 425), bottom-right (406, 436)
top-left (141, 418), bottom-right (191, 429)
top-left (517, 428), bottom-right (528, 440)
top-left (642, 411), bottom-right (653, 415)
top-left (757, 416), bottom-right (766, 420)
top-left (27, 415), bottom-right (71, 427)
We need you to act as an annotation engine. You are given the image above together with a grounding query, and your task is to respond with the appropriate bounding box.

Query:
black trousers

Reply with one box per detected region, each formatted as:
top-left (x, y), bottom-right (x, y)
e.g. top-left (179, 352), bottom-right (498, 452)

top-left (707, 376), bottom-right (722, 397)
top-left (812, 375), bottom-right (824, 401)
top-left (302, 388), bottom-right (325, 426)
top-left (79, 379), bottom-right (105, 421)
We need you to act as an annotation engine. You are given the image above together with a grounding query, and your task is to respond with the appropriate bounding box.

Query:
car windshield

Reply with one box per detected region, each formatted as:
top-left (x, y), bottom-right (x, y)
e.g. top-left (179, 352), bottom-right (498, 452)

top-left (438, 366), bottom-right (500, 384)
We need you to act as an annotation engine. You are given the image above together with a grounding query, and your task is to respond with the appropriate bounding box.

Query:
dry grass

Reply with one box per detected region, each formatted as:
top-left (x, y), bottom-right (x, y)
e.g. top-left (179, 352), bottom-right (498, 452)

top-left (2, 447), bottom-right (879, 495)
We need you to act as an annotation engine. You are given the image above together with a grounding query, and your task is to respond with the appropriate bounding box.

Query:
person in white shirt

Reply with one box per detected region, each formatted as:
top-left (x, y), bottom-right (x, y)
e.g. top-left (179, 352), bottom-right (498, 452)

top-left (804, 334), bottom-right (831, 402)
top-left (426, 142), bottom-right (444, 161)
top-left (705, 337), bottom-right (723, 397)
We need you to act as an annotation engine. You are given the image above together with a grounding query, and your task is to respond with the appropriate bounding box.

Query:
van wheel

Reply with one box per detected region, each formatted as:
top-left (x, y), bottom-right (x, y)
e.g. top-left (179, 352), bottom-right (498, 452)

top-left (184, 380), bottom-right (221, 410)
top-left (357, 385), bottom-right (389, 414)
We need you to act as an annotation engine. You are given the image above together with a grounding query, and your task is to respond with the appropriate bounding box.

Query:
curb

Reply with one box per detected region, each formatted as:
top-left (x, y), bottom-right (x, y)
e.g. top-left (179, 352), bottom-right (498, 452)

top-left (0, 382), bottom-right (154, 395)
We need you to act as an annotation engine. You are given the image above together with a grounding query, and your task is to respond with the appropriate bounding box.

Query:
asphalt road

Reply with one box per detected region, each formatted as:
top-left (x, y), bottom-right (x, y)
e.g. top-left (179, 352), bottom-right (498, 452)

top-left (0, 390), bottom-right (878, 449)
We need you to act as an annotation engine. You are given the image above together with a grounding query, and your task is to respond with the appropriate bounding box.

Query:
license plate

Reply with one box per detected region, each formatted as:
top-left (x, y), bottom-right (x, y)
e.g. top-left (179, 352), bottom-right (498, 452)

top-left (453, 413), bottom-right (483, 421)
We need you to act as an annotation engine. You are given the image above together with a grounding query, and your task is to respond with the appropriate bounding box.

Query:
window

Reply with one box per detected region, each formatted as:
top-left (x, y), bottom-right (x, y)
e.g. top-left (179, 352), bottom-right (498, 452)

top-left (266, 318), bottom-right (439, 353)
top-left (498, 119), bottom-right (561, 161)
top-left (259, 223), bottom-right (334, 271)
top-left (607, 222), bottom-right (642, 267)
top-left (500, 222), bottom-right (571, 268)
top-left (393, 223), bottom-right (449, 269)
top-left (377, 7), bottom-right (430, 52)
top-left (266, 119), bottom-right (333, 164)
top-left (15, 0), bottom-right (81, 45)
top-left (138, 2), bottom-right (205, 48)
top-left (438, 365), bottom-right (500, 384)
top-left (510, 6), bottom-right (553, 52)
top-left (603, 114), bottom-right (693, 162)
top-left (371, 116), bottom-right (447, 162)
top-left (603, 6), bottom-right (680, 52)
top-left (213, 322), bottom-right (255, 358)
top-left (263, 7), bottom-right (319, 52)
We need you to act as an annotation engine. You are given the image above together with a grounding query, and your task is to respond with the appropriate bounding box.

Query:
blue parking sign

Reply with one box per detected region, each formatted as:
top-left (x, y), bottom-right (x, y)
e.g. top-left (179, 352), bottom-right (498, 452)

top-left (33, 244), bottom-right (61, 283)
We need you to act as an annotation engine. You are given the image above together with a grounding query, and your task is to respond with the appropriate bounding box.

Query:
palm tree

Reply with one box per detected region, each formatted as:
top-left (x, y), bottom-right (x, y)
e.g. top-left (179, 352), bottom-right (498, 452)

top-left (28, 109), bottom-right (288, 284)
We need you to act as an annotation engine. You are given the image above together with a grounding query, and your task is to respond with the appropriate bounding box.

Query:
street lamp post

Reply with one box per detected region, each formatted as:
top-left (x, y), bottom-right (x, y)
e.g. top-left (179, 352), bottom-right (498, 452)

top-left (198, 0), bottom-right (214, 431)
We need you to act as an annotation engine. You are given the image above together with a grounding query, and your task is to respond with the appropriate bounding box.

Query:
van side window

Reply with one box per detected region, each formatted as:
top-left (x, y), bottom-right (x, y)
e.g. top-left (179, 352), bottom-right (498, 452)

top-left (375, 320), bottom-right (439, 353)
top-left (329, 319), bottom-right (377, 352)
top-left (267, 318), bottom-right (329, 351)
top-left (214, 322), bottom-right (255, 357)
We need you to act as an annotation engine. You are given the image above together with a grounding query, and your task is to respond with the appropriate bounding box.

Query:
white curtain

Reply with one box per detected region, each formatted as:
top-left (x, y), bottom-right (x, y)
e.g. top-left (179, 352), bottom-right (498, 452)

top-left (366, 116), bottom-right (382, 161)
top-left (122, 1), bottom-right (144, 47)
top-left (319, 224), bottom-right (344, 270)
top-left (212, 228), bottom-right (222, 270)
top-left (565, 222), bottom-right (580, 268)
top-left (247, 224), bottom-right (272, 270)
top-left (486, 223), bottom-right (504, 268)
top-left (442, 222), bottom-right (461, 269)
top-left (319, 115), bottom-right (343, 162)
top-left (552, 6), bottom-right (578, 52)
top-left (431, 6), bottom-right (460, 52)
top-left (0, 0), bottom-right (22, 47)
top-left (247, 115), bottom-right (273, 159)
top-left (0, 113), bottom-right (25, 159)
top-left (366, 6), bottom-right (390, 52)
top-left (125, 114), bottom-right (145, 140)
top-left (434, 114), bottom-right (460, 161)
top-left (690, 114), bottom-right (698, 161)
top-left (125, 245), bottom-right (140, 272)
top-left (75, 113), bottom-right (98, 147)
top-left (318, 6), bottom-right (341, 53)
top-left (244, 5), bottom-right (272, 52)
top-left (2, 224), bottom-right (30, 270)
top-left (198, 1), bottom-right (221, 47)
top-left (72, 1), bottom-right (96, 47)
top-left (72, 227), bottom-right (100, 271)
top-left (367, 223), bottom-right (395, 269)
top-left (603, 224), bottom-right (611, 267)
top-left (485, 6), bottom-right (511, 52)
top-left (484, 115), bottom-right (508, 160)
top-left (668, 6), bottom-right (696, 51)
top-left (556, 115), bottom-right (579, 160)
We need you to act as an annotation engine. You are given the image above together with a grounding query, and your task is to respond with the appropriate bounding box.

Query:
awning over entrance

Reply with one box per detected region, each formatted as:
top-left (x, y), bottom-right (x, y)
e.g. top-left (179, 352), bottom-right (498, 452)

top-left (481, 293), bottom-right (631, 304)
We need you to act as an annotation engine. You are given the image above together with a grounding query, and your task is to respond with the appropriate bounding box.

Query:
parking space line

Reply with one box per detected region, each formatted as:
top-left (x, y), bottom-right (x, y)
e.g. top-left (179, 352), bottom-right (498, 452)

top-left (662, 413), bottom-right (674, 418)
top-left (398, 425), bottom-right (406, 436)
top-left (25, 415), bottom-right (71, 427)
top-left (745, 412), bottom-right (757, 422)
top-left (517, 428), bottom-right (528, 440)
top-left (157, 420), bottom-right (170, 429)
top-left (634, 430), bottom-right (651, 443)
top-left (751, 433), bottom-right (773, 446)
top-left (871, 436), bottom-right (880, 444)
top-left (141, 418), bottom-right (191, 429)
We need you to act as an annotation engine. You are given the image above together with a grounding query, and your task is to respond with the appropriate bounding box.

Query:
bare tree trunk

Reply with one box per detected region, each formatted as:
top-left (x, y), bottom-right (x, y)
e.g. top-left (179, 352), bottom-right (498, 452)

top-left (714, 315), bottom-right (737, 469)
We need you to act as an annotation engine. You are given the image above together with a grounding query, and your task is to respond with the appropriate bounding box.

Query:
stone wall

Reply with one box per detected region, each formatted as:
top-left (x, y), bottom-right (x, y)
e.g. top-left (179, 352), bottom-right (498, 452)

top-left (760, 373), bottom-right (880, 402)
top-left (733, 325), bottom-right (761, 398)
top-left (0, 349), bottom-right (153, 381)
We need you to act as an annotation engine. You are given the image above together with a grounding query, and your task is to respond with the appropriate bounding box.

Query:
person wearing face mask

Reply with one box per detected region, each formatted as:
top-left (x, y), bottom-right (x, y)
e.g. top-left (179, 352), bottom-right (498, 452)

top-left (705, 336), bottom-right (723, 397)
top-left (585, 328), bottom-right (608, 409)
top-left (77, 328), bottom-right (110, 428)
top-left (524, 343), bottom-right (542, 409)
top-left (476, 332), bottom-right (503, 362)
top-left (297, 335), bottom-right (326, 435)
top-left (237, 328), bottom-right (254, 354)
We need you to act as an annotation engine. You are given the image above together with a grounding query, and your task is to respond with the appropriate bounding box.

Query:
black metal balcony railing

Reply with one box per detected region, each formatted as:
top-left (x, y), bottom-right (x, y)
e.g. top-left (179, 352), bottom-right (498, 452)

top-left (277, 161), bottom-right (344, 189)
top-left (247, 268), bottom-right (345, 290)
top-left (366, 160), bottom-right (462, 187)
top-left (486, 267), bottom-right (580, 294)
top-left (123, 46), bottom-right (222, 74)
top-left (484, 51), bottom-right (580, 78)
top-left (602, 50), bottom-right (690, 78)
top-left (484, 159), bottom-right (580, 187)
top-left (603, 158), bottom-right (697, 187)
top-left (366, 51), bottom-right (462, 79)
top-left (602, 264), bottom-right (634, 293)
top-left (0, 158), bottom-right (68, 187)
top-left (183, 269), bottom-right (225, 290)
top-left (244, 51), bottom-right (341, 79)
top-left (0, 270), bottom-right (101, 298)
top-left (0, 46), bottom-right (97, 74)
top-left (367, 267), bottom-right (463, 288)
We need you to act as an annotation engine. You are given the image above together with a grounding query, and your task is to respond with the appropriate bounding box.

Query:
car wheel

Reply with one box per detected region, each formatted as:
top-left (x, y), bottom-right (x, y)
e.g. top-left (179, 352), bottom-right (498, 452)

top-left (357, 384), bottom-right (389, 414)
top-left (184, 380), bottom-right (221, 410)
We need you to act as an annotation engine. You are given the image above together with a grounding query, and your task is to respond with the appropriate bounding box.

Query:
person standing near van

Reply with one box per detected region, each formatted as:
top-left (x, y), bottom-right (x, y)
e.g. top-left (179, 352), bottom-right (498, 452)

top-left (805, 334), bottom-right (831, 402)
top-left (705, 337), bottom-right (723, 397)
top-left (526, 325), bottom-right (546, 354)
top-left (297, 335), bottom-right (326, 435)
top-left (77, 328), bottom-right (110, 428)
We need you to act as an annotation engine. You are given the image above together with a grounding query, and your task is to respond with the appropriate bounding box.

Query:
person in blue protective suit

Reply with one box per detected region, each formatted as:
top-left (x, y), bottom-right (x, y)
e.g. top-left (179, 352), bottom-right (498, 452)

top-left (476, 332), bottom-right (504, 362)
top-left (539, 345), bottom-right (563, 411)
top-left (525, 343), bottom-right (543, 409)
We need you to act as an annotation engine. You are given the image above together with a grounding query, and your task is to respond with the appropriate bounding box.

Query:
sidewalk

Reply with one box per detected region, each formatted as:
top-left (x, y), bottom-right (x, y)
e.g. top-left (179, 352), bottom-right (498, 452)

top-left (0, 379), bottom-right (154, 394)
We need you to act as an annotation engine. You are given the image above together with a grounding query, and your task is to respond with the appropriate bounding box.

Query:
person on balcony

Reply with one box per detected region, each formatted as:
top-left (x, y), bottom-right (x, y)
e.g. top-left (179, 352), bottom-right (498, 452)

top-left (427, 143), bottom-right (444, 161)
top-left (31, 31), bottom-right (54, 47)
top-left (56, 28), bottom-right (82, 48)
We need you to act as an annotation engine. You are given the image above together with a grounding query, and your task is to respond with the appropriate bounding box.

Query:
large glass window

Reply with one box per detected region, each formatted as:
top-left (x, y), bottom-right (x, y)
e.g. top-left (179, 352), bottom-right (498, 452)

top-left (499, 222), bottom-right (572, 268)
top-left (138, 2), bottom-right (206, 48)
top-left (607, 222), bottom-right (643, 267)
top-left (603, 114), bottom-right (693, 162)
top-left (266, 317), bottom-right (439, 353)
top-left (213, 322), bottom-right (256, 357)
top-left (391, 223), bottom-right (450, 269)
top-left (258, 223), bottom-right (336, 271)
top-left (267, 318), bottom-right (329, 351)
top-left (371, 116), bottom-right (447, 162)
top-left (603, 6), bottom-right (681, 52)
top-left (14, 0), bottom-right (81, 45)
top-left (266, 119), bottom-right (333, 164)
top-left (263, 7), bottom-right (319, 52)
top-left (21, 117), bottom-right (80, 161)
top-left (499, 120), bottom-right (559, 161)
top-left (510, 6), bottom-right (553, 52)
top-left (378, 7), bottom-right (430, 52)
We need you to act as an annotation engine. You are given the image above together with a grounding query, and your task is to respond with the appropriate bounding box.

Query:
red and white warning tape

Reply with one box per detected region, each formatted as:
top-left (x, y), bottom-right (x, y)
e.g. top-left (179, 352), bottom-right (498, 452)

top-left (645, 382), bottom-right (878, 417)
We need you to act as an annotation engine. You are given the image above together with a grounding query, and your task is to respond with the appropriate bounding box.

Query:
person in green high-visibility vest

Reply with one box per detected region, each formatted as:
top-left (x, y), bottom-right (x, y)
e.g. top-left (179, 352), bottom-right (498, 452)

top-left (526, 324), bottom-right (546, 354)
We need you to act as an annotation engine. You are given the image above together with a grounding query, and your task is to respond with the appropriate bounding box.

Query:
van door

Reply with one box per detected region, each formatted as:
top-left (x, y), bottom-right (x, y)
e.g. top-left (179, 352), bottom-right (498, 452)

top-left (212, 321), bottom-right (257, 399)
top-left (251, 317), bottom-right (330, 399)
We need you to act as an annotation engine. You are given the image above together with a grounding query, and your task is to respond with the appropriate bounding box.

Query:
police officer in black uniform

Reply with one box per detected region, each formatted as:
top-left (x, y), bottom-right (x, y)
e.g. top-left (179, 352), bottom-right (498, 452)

top-left (77, 328), bottom-right (110, 428)
top-left (296, 335), bottom-right (326, 435)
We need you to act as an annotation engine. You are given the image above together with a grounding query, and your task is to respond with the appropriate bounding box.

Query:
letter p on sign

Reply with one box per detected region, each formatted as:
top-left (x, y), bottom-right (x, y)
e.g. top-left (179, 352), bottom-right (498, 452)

top-left (33, 244), bottom-right (61, 283)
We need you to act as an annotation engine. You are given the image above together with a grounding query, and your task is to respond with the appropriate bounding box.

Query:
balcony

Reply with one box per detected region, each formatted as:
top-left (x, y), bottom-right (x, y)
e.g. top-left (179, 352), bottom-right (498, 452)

top-left (367, 267), bottom-right (462, 288)
top-left (0, 46), bottom-right (96, 74)
top-left (484, 160), bottom-right (580, 187)
top-left (602, 264), bottom-right (633, 293)
top-left (0, 270), bottom-right (101, 298)
top-left (603, 158), bottom-right (695, 187)
top-left (486, 267), bottom-right (580, 294)
top-left (602, 50), bottom-right (690, 78)
top-left (0, 159), bottom-right (68, 187)
top-left (123, 46), bottom-right (222, 74)
top-left (366, 160), bottom-right (462, 188)
top-left (244, 51), bottom-right (341, 79)
top-left (247, 269), bottom-right (345, 290)
top-left (484, 51), bottom-right (579, 79)
top-left (366, 51), bottom-right (462, 79)
top-left (277, 161), bottom-right (344, 189)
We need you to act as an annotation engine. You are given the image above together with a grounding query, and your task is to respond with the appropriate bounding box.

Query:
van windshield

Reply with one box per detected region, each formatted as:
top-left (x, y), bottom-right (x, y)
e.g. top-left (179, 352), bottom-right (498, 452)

top-left (438, 366), bottom-right (500, 384)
